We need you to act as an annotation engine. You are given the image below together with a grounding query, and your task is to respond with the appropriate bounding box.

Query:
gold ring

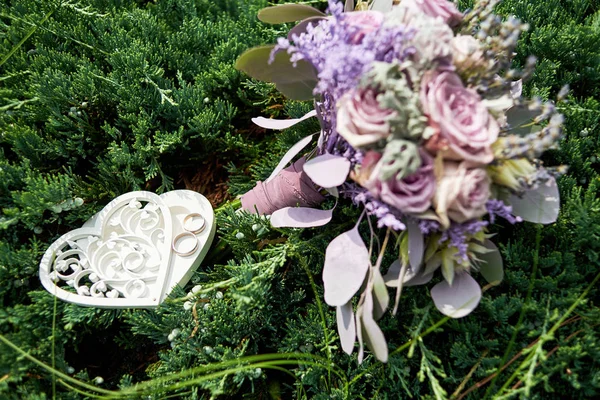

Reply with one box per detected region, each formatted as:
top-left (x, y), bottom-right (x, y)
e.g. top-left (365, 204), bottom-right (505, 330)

top-left (172, 232), bottom-right (199, 257)
top-left (183, 213), bottom-right (206, 234)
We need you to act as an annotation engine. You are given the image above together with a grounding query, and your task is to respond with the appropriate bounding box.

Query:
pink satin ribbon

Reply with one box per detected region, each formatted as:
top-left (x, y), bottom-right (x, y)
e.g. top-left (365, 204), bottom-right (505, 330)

top-left (241, 157), bottom-right (325, 215)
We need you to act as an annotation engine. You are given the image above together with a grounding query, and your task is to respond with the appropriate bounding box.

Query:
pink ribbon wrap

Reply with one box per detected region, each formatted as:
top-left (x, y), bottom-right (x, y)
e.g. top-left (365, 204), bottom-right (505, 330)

top-left (241, 157), bottom-right (326, 215)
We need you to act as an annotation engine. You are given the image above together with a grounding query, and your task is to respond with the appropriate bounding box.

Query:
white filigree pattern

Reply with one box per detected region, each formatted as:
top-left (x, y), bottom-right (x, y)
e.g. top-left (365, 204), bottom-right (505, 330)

top-left (39, 190), bottom-right (215, 308)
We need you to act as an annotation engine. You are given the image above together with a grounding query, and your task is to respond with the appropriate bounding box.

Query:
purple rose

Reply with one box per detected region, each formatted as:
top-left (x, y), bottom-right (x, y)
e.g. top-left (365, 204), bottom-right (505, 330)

top-left (336, 88), bottom-right (396, 148)
top-left (343, 10), bottom-right (385, 44)
top-left (400, 0), bottom-right (463, 26)
top-left (421, 70), bottom-right (499, 165)
top-left (434, 161), bottom-right (491, 226)
top-left (365, 149), bottom-right (436, 214)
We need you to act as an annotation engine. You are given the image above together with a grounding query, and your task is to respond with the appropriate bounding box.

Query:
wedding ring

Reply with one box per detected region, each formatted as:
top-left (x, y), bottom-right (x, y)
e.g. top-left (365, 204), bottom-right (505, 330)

top-left (183, 213), bottom-right (206, 234)
top-left (172, 232), bottom-right (199, 257)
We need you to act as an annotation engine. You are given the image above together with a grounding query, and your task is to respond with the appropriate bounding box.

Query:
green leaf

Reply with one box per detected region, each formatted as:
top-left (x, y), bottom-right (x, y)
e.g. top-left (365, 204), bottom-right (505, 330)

top-left (258, 4), bottom-right (325, 24)
top-left (505, 106), bottom-right (542, 135)
top-left (477, 240), bottom-right (504, 286)
top-left (441, 248), bottom-right (455, 285)
top-left (235, 45), bottom-right (317, 101)
top-left (371, 268), bottom-right (390, 321)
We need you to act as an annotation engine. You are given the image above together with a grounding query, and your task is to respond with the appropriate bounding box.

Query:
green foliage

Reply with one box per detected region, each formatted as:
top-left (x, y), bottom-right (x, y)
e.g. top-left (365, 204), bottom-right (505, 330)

top-left (1, 0), bottom-right (600, 399)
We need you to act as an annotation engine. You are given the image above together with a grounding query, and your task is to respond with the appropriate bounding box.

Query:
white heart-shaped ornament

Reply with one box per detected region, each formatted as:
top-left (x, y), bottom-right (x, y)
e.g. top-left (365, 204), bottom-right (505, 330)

top-left (39, 190), bottom-right (216, 308)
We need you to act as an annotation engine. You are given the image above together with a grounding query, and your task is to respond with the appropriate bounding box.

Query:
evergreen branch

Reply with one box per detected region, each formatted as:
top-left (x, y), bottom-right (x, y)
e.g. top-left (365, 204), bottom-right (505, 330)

top-left (61, 0), bottom-right (108, 17)
top-left (0, 69), bottom-right (31, 81)
top-left (1, 331), bottom-right (340, 400)
top-left (110, 354), bottom-right (346, 398)
top-left (89, 72), bottom-right (122, 87)
top-left (510, 328), bottom-right (587, 391)
top-left (558, 106), bottom-right (600, 114)
top-left (418, 341), bottom-right (448, 400)
top-left (348, 314), bottom-right (451, 388)
top-left (214, 198), bottom-right (242, 214)
top-left (0, 97), bottom-right (39, 111)
top-left (483, 224), bottom-right (543, 398)
top-left (495, 270), bottom-right (600, 397)
top-left (455, 316), bottom-right (583, 400)
top-left (0, 334), bottom-right (116, 395)
top-left (144, 75), bottom-right (179, 106)
top-left (0, 12), bottom-right (109, 55)
top-left (0, 3), bottom-right (58, 67)
top-left (350, 283), bottom-right (498, 389)
top-left (450, 349), bottom-right (490, 399)
top-left (118, 361), bottom-right (318, 399)
top-left (56, 379), bottom-right (106, 399)
top-left (298, 254), bottom-right (335, 393)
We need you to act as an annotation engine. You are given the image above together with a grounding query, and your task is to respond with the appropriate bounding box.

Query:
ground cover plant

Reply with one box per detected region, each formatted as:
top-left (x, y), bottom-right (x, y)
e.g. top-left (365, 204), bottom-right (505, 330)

top-left (0, 0), bottom-right (599, 399)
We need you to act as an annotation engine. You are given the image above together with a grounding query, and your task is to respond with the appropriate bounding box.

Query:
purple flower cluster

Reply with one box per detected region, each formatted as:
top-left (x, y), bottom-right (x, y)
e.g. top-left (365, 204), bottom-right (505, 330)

top-left (419, 219), bottom-right (441, 235)
top-left (439, 219), bottom-right (489, 261)
top-left (273, 0), bottom-right (415, 100)
top-left (486, 199), bottom-right (522, 224)
top-left (344, 183), bottom-right (406, 230)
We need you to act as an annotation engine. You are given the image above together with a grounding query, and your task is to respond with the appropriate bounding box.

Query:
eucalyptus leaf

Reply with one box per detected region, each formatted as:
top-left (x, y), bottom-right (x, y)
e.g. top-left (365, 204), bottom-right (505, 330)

top-left (252, 110), bottom-right (316, 131)
top-left (407, 219), bottom-right (424, 273)
top-left (258, 4), bottom-right (325, 24)
top-left (478, 240), bottom-right (504, 285)
top-left (235, 45), bottom-right (317, 100)
top-left (441, 249), bottom-right (454, 285)
top-left (323, 228), bottom-right (370, 306)
top-left (370, 0), bottom-right (393, 12)
top-left (303, 153), bottom-right (351, 188)
top-left (275, 81), bottom-right (319, 101)
top-left (372, 268), bottom-right (389, 320)
top-left (344, 0), bottom-right (355, 12)
top-left (270, 207), bottom-right (333, 228)
top-left (509, 176), bottom-right (560, 224)
top-left (265, 134), bottom-right (315, 183)
top-left (404, 272), bottom-right (433, 286)
top-left (383, 259), bottom-right (433, 287)
top-left (511, 80), bottom-right (523, 99)
top-left (336, 301), bottom-right (356, 355)
top-left (424, 252), bottom-right (442, 275)
top-left (356, 304), bottom-right (365, 364)
top-left (325, 186), bottom-right (339, 198)
top-left (430, 272), bottom-right (482, 318)
top-left (505, 106), bottom-right (540, 135)
top-left (360, 289), bottom-right (389, 362)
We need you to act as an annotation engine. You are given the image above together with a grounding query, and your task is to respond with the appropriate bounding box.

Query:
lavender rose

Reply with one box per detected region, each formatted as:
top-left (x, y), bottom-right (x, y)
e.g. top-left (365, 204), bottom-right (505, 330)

top-left (400, 0), bottom-right (463, 27)
top-left (434, 161), bottom-right (491, 226)
top-left (343, 10), bottom-right (384, 44)
top-left (421, 71), bottom-right (499, 165)
top-left (337, 88), bottom-right (396, 148)
top-left (365, 149), bottom-right (436, 214)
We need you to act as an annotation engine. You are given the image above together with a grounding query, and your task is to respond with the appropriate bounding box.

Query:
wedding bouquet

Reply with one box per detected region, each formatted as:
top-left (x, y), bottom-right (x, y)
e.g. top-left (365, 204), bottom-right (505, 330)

top-left (236, 0), bottom-right (567, 362)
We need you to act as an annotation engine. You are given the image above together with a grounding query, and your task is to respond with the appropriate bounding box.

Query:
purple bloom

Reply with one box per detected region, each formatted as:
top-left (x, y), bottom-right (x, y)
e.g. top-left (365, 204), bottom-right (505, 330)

top-left (486, 199), bottom-right (523, 224)
top-left (365, 149), bottom-right (437, 215)
top-left (272, 0), bottom-right (415, 100)
top-left (439, 220), bottom-right (489, 261)
top-left (344, 183), bottom-right (406, 231)
top-left (419, 220), bottom-right (441, 235)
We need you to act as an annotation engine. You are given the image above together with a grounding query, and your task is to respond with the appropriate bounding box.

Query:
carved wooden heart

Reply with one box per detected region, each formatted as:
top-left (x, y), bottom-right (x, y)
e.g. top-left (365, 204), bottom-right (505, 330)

top-left (38, 190), bottom-right (215, 308)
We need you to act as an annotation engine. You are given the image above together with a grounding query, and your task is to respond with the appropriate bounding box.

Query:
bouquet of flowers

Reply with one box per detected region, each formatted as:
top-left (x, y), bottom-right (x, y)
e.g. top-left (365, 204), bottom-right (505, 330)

top-left (236, 0), bottom-right (567, 362)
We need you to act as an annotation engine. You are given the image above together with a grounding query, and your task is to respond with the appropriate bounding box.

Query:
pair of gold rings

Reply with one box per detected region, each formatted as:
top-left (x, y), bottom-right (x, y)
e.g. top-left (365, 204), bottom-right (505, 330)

top-left (172, 213), bottom-right (206, 257)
